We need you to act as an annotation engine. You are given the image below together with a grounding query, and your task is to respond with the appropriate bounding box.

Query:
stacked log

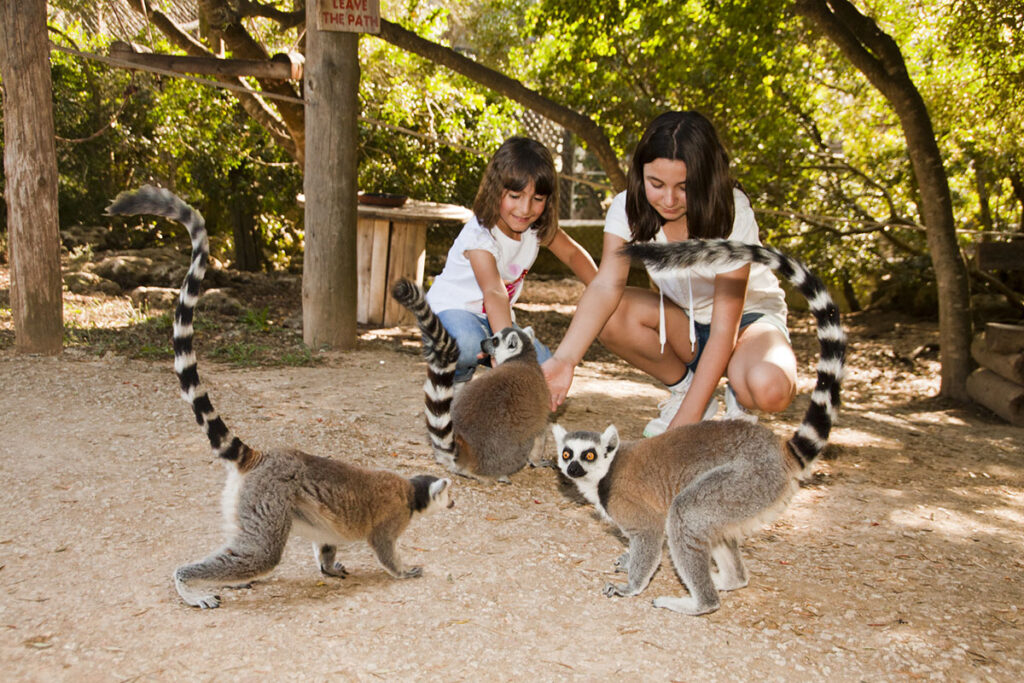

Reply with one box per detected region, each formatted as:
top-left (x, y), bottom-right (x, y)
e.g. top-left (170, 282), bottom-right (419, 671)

top-left (966, 322), bottom-right (1024, 426)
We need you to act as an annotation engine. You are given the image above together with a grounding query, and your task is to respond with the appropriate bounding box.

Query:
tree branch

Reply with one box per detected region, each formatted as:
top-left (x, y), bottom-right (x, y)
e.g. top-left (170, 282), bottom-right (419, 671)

top-left (198, 0), bottom-right (305, 162)
top-left (127, 0), bottom-right (297, 159)
top-left (376, 18), bottom-right (627, 192)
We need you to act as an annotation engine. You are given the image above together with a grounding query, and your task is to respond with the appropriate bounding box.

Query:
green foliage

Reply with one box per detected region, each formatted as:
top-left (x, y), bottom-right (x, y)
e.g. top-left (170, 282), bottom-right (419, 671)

top-left (20, 0), bottom-right (1023, 312)
top-left (39, 22), bottom-right (304, 269)
top-left (359, 4), bottom-right (525, 206)
top-left (511, 0), bottom-right (1023, 311)
top-left (239, 307), bottom-right (272, 333)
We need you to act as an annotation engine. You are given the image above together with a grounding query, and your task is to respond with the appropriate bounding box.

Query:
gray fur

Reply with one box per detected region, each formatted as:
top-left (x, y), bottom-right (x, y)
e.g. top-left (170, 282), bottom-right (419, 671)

top-left (392, 280), bottom-right (551, 481)
top-left (107, 186), bottom-right (454, 609)
top-left (554, 240), bottom-right (845, 616)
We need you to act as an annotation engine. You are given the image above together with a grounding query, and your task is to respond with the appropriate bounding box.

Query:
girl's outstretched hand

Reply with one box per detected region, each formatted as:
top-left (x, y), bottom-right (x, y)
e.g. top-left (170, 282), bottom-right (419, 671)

top-left (542, 356), bottom-right (575, 411)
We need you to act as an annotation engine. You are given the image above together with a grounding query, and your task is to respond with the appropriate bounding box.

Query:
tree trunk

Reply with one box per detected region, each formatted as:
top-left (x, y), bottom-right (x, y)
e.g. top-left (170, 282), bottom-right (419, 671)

top-left (794, 0), bottom-right (973, 401)
top-left (230, 201), bottom-right (262, 272)
top-left (301, 9), bottom-right (359, 350)
top-left (0, 0), bottom-right (63, 355)
top-left (377, 19), bottom-right (628, 192)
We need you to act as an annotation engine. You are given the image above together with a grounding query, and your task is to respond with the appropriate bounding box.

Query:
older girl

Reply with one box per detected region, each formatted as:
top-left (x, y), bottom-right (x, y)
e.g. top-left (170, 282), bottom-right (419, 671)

top-left (543, 111), bottom-right (796, 436)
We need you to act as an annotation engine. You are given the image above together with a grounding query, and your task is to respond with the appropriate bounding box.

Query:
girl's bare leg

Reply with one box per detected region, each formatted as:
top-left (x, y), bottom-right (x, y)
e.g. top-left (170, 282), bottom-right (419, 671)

top-left (726, 322), bottom-right (796, 413)
top-left (596, 287), bottom-right (696, 385)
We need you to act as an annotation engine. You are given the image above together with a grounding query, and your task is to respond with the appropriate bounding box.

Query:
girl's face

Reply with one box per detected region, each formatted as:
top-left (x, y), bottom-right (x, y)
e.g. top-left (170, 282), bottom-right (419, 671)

top-left (643, 158), bottom-right (688, 222)
top-left (497, 181), bottom-right (547, 237)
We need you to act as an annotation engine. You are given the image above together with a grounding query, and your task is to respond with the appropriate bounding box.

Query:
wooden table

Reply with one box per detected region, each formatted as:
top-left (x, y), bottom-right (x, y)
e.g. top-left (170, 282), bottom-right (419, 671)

top-left (357, 199), bottom-right (472, 326)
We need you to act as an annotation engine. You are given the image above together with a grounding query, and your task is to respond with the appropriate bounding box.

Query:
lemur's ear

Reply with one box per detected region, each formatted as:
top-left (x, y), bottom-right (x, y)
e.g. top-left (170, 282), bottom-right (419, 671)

top-left (429, 478), bottom-right (451, 499)
top-left (601, 424), bottom-right (620, 456)
top-left (551, 423), bottom-right (567, 449)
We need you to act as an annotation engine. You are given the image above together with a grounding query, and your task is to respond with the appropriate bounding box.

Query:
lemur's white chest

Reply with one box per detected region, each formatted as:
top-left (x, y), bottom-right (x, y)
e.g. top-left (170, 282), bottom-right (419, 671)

top-left (575, 478), bottom-right (614, 525)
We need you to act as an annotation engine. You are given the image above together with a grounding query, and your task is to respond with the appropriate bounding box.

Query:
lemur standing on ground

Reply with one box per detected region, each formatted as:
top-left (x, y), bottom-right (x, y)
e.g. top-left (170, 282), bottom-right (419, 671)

top-left (107, 186), bottom-right (455, 609)
top-left (554, 239), bottom-right (845, 616)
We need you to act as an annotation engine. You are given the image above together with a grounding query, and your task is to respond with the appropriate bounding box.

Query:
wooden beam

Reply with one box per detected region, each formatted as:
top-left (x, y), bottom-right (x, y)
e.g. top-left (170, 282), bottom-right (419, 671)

top-left (976, 241), bottom-right (1024, 271)
top-left (984, 322), bottom-right (1024, 354)
top-left (108, 41), bottom-right (303, 81)
top-left (966, 368), bottom-right (1024, 426)
top-left (972, 333), bottom-right (1024, 385)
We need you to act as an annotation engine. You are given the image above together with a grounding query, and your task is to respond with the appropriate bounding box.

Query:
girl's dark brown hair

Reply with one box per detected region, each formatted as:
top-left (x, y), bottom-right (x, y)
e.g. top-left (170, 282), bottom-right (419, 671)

top-left (473, 137), bottom-right (559, 244)
top-left (626, 111), bottom-right (736, 242)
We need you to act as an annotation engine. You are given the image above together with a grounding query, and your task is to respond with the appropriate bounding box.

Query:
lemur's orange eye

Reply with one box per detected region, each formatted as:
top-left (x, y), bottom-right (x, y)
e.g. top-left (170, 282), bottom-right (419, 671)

top-left (561, 449), bottom-right (571, 460)
top-left (583, 449), bottom-right (597, 462)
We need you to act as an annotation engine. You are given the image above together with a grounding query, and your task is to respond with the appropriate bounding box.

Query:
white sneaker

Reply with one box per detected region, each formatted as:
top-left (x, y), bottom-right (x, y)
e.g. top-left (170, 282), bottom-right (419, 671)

top-left (643, 374), bottom-right (719, 438)
top-left (723, 384), bottom-right (758, 423)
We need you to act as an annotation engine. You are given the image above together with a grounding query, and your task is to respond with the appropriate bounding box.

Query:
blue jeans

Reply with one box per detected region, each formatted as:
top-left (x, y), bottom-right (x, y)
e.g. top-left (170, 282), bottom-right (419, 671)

top-left (686, 312), bottom-right (765, 371)
top-left (436, 309), bottom-right (551, 382)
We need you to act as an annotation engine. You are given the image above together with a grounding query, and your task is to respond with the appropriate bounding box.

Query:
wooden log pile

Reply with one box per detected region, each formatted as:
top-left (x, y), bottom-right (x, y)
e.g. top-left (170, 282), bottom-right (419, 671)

top-left (966, 322), bottom-right (1024, 426)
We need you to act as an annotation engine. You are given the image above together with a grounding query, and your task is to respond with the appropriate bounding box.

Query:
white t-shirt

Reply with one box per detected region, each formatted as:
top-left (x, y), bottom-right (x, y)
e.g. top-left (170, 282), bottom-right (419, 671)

top-left (425, 215), bottom-right (540, 318)
top-left (604, 189), bottom-right (787, 325)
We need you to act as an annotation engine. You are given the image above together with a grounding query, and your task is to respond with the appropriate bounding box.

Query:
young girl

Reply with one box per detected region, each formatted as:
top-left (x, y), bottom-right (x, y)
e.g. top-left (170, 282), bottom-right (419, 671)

top-left (543, 111), bottom-right (797, 436)
top-left (426, 136), bottom-right (597, 384)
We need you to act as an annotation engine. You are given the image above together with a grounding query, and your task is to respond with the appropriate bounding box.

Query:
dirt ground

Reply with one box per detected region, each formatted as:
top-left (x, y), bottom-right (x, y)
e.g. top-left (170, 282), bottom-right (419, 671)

top-left (2, 274), bottom-right (1023, 681)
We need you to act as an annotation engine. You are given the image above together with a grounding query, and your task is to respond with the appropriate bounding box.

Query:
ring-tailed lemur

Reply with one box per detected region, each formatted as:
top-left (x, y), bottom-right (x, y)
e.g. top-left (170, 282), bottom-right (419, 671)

top-left (106, 186), bottom-right (454, 609)
top-left (553, 239), bottom-right (845, 616)
top-left (391, 279), bottom-right (550, 482)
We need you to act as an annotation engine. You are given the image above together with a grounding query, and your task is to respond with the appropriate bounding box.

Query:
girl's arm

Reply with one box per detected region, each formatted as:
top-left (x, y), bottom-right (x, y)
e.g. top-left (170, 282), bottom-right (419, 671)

top-left (467, 249), bottom-right (514, 333)
top-left (546, 228), bottom-right (598, 286)
top-left (667, 264), bottom-right (749, 427)
top-left (542, 232), bottom-right (631, 409)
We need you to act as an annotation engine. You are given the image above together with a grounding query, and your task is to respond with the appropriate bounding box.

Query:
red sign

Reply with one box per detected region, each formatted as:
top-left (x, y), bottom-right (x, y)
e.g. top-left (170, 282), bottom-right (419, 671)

top-left (317, 0), bottom-right (380, 34)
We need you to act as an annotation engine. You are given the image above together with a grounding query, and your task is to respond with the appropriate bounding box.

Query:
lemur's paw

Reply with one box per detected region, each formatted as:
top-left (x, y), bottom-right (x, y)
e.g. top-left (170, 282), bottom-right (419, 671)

top-left (320, 563), bottom-right (349, 579)
top-left (603, 582), bottom-right (638, 598)
top-left (398, 566), bottom-right (423, 579)
top-left (652, 595), bottom-right (719, 616)
top-left (180, 591), bottom-right (221, 609)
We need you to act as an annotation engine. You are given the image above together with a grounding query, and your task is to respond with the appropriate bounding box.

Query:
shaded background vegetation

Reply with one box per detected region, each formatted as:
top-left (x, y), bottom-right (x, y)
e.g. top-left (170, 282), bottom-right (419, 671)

top-left (2, 0), bottom-right (1022, 319)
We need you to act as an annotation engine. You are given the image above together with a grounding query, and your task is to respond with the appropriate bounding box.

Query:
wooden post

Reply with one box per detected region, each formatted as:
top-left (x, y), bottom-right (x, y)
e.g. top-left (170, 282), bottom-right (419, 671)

top-left (301, 4), bottom-right (360, 350)
top-left (0, 0), bottom-right (63, 355)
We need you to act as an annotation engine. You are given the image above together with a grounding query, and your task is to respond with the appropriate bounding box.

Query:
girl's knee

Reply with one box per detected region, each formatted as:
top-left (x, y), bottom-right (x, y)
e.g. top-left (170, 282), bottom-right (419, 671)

top-left (745, 365), bottom-right (795, 413)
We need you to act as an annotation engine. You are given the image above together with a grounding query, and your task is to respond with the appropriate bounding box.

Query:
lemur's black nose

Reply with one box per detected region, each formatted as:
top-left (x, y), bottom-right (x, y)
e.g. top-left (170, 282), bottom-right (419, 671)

top-left (567, 461), bottom-right (586, 478)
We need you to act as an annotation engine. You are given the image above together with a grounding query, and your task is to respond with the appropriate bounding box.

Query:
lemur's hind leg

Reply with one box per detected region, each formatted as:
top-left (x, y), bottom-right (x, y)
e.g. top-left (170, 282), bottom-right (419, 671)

top-left (655, 465), bottom-right (764, 615)
top-left (527, 428), bottom-right (552, 468)
top-left (174, 503), bottom-right (292, 609)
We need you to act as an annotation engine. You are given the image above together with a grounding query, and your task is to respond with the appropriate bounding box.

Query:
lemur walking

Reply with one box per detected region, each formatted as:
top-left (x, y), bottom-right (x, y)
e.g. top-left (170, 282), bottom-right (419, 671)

top-left (554, 239), bottom-right (845, 616)
top-left (391, 278), bottom-right (550, 481)
top-left (107, 186), bottom-right (454, 609)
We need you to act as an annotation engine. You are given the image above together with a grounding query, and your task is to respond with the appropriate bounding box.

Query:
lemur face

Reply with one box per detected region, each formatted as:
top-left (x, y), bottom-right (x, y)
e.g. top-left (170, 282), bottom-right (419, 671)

top-left (551, 424), bottom-right (619, 481)
top-left (480, 326), bottom-right (536, 365)
top-left (428, 478), bottom-right (455, 511)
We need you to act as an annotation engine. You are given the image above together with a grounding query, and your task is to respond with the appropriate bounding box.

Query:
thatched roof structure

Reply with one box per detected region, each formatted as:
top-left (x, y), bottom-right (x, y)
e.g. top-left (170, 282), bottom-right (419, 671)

top-left (49, 1), bottom-right (198, 42)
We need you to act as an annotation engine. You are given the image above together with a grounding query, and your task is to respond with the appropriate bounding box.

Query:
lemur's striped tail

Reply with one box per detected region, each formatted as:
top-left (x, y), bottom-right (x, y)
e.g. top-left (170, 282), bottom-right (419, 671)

top-left (106, 185), bottom-right (249, 464)
top-left (391, 279), bottom-right (461, 465)
top-left (622, 239), bottom-right (845, 468)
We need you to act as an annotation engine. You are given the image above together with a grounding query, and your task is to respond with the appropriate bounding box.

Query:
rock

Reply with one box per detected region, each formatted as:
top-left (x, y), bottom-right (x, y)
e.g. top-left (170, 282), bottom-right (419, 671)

top-left (63, 270), bottom-right (122, 296)
top-left (200, 289), bottom-right (243, 315)
top-left (91, 249), bottom-right (188, 289)
top-left (129, 286), bottom-right (179, 309)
